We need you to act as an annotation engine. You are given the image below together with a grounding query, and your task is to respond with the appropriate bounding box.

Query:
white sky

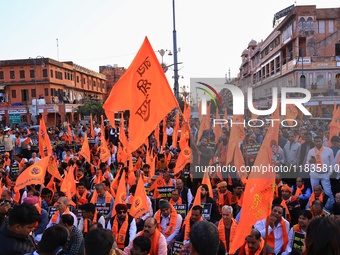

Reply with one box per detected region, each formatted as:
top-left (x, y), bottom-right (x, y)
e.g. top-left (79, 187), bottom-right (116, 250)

top-left (1, 0), bottom-right (339, 91)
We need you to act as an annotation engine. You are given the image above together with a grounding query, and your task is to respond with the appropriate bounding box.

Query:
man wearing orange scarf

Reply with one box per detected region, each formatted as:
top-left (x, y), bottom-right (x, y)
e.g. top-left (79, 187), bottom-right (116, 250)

top-left (124, 217), bottom-right (167, 255)
top-left (78, 203), bottom-right (105, 235)
top-left (236, 229), bottom-right (275, 255)
top-left (108, 203), bottom-right (136, 249)
top-left (45, 196), bottom-right (78, 229)
top-left (283, 210), bottom-right (312, 255)
top-left (154, 199), bottom-right (182, 246)
top-left (90, 183), bottom-right (115, 221)
top-left (306, 135), bottom-right (335, 209)
top-left (292, 177), bottom-right (311, 209)
top-left (218, 205), bottom-right (237, 253)
top-left (254, 205), bottom-right (290, 255)
top-left (213, 181), bottom-right (232, 213)
top-left (273, 184), bottom-right (301, 226)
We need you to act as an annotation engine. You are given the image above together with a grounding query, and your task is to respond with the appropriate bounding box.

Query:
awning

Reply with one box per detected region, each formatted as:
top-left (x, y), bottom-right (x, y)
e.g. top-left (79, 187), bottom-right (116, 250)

top-left (322, 101), bottom-right (340, 105)
top-left (303, 101), bottom-right (319, 106)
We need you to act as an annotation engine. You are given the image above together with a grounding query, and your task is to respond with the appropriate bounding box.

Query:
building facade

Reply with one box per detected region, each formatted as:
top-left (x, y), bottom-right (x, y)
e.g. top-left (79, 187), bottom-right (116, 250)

top-left (238, 5), bottom-right (340, 116)
top-left (0, 58), bottom-right (107, 126)
top-left (99, 65), bottom-right (126, 99)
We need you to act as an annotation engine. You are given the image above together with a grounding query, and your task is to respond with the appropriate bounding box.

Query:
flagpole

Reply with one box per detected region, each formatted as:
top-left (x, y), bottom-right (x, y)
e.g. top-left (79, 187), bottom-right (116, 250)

top-left (172, 0), bottom-right (179, 100)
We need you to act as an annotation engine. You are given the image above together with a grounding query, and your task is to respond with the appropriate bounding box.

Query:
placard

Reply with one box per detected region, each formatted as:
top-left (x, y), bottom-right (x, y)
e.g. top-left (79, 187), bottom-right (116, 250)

top-left (157, 186), bottom-right (175, 199)
top-left (292, 231), bottom-right (305, 254)
top-left (201, 203), bottom-right (212, 220)
top-left (95, 202), bottom-right (111, 217)
top-left (172, 241), bottom-right (184, 255)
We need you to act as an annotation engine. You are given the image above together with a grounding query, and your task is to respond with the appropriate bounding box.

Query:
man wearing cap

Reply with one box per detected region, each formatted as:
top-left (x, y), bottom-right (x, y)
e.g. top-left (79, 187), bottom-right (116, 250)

top-left (154, 199), bottom-right (182, 245)
top-left (108, 203), bottom-right (137, 249)
top-left (22, 195), bottom-right (49, 242)
top-left (273, 184), bottom-right (301, 226)
top-left (214, 181), bottom-right (232, 214)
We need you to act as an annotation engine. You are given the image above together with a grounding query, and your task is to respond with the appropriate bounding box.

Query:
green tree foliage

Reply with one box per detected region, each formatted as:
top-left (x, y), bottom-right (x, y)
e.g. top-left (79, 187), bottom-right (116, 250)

top-left (75, 101), bottom-right (105, 120)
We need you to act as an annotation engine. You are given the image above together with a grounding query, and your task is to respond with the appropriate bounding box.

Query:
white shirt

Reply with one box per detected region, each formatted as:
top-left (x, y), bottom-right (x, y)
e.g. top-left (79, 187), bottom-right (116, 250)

top-left (78, 215), bottom-right (106, 232)
top-left (282, 226), bottom-right (306, 255)
top-left (160, 212), bottom-right (182, 245)
top-left (45, 210), bottom-right (78, 229)
top-left (254, 217), bottom-right (290, 254)
top-left (306, 146), bottom-right (334, 177)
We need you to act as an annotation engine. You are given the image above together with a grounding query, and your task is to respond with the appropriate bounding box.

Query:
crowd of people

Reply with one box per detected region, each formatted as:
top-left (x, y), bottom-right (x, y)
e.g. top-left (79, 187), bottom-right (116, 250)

top-left (0, 114), bottom-right (339, 255)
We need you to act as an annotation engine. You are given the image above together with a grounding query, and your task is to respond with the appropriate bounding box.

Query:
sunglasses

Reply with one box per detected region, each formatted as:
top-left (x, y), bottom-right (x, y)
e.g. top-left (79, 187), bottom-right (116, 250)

top-left (118, 211), bottom-right (127, 214)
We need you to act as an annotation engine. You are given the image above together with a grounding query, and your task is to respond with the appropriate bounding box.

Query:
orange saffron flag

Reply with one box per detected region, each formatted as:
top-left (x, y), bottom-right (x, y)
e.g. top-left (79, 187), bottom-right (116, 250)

top-left (226, 115), bottom-right (245, 167)
top-left (67, 124), bottom-right (72, 144)
top-left (129, 176), bottom-right (150, 218)
top-left (14, 156), bottom-right (49, 191)
top-left (103, 37), bottom-right (178, 152)
top-left (100, 127), bottom-right (111, 163)
top-left (229, 107), bottom-right (279, 254)
top-left (39, 115), bottom-right (53, 157)
top-left (285, 103), bottom-right (298, 126)
top-left (173, 122), bottom-right (191, 175)
top-left (79, 134), bottom-right (91, 163)
top-left (182, 100), bottom-right (191, 124)
top-left (112, 171), bottom-right (127, 217)
top-left (329, 102), bottom-right (340, 147)
top-left (154, 124), bottom-right (160, 148)
top-left (47, 157), bottom-right (63, 181)
top-left (201, 171), bottom-right (213, 198)
top-left (60, 165), bottom-right (77, 201)
top-left (146, 149), bottom-right (156, 177)
top-left (149, 174), bottom-right (163, 199)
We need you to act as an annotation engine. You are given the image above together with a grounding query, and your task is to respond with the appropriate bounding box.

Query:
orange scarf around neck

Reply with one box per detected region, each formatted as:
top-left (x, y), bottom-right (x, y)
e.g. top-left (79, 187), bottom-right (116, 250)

top-left (218, 218), bottom-right (237, 252)
top-left (51, 207), bottom-right (70, 224)
top-left (314, 146), bottom-right (324, 169)
top-left (90, 190), bottom-right (112, 204)
top-left (83, 210), bottom-right (98, 233)
top-left (245, 238), bottom-right (265, 255)
top-left (169, 197), bottom-right (182, 206)
top-left (267, 217), bottom-right (288, 252)
top-left (280, 198), bottom-right (291, 222)
top-left (111, 214), bottom-right (129, 249)
top-left (295, 184), bottom-right (304, 196)
top-left (76, 189), bottom-right (89, 205)
top-left (309, 191), bottom-right (323, 208)
top-left (184, 217), bottom-right (203, 241)
top-left (140, 229), bottom-right (161, 255)
top-left (155, 206), bottom-right (178, 237)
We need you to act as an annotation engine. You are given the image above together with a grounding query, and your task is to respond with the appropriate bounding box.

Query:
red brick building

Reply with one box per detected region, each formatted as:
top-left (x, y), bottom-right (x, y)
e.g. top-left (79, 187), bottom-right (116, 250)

top-left (0, 58), bottom-right (107, 126)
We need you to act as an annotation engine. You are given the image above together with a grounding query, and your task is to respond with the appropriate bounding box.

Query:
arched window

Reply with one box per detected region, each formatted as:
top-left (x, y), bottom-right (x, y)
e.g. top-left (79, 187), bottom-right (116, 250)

top-left (299, 17), bottom-right (305, 31)
top-left (300, 74), bottom-right (306, 88)
top-left (306, 17), bottom-right (314, 31)
top-left (316, 74), bottom-right (325, 87)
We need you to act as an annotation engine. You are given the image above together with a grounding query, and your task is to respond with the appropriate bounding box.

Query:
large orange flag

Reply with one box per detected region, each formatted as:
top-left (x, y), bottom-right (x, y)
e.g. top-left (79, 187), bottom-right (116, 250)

top-left (60, 165), bottom-right (77, 202)
top-left (229, 107), bottom-right (279, 254)
top-left (329, 102), bottom-right (340, 146)
top-left (79, 134), bottom-right (91, 163)
top-left (39, 115), bottom-right (53, 157)
top-left (14, 156), bottom-right (49, 191)
top-left (103, 37), bottom-right (178, 152)
top-left (112, 171), bottom-right (127, 217)
top-left (129, 176), bottom-right (150, 218)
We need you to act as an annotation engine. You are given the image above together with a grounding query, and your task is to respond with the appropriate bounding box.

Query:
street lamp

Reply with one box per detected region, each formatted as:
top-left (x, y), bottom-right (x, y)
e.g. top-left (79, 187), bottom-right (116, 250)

top-left (158, 49), bottom-right (172, 72)
top-left (30, 56), bottom-right (45, 124)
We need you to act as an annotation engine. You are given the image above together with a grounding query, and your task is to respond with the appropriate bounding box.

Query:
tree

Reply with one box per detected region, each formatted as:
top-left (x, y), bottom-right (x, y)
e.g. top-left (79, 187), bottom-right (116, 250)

top-left (75, 101), bottom-right (105, 120)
